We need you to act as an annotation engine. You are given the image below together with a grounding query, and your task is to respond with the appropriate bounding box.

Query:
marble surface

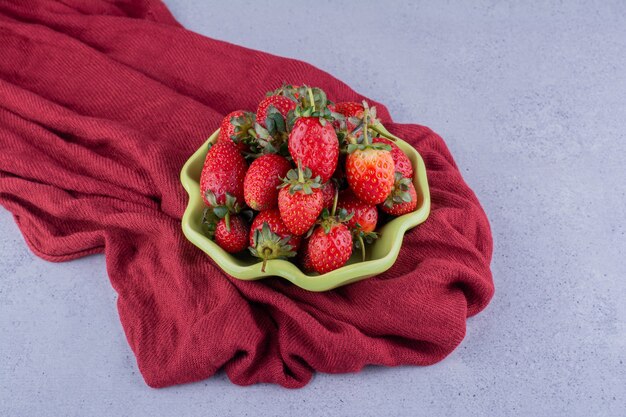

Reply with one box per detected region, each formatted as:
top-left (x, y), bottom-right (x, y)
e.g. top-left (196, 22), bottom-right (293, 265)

top-left (1, 0), bottom-right (625, 415)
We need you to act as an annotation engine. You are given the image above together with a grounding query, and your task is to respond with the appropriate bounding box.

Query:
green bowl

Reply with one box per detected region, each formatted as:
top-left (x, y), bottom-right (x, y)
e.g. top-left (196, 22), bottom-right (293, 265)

top-left (180, 125), bottom-right (430, 291)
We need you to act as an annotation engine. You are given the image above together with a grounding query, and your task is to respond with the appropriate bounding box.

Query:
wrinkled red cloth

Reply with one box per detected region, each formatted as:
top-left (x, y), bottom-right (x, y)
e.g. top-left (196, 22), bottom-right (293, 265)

top-left (0, 0), bottom-right (494, 388)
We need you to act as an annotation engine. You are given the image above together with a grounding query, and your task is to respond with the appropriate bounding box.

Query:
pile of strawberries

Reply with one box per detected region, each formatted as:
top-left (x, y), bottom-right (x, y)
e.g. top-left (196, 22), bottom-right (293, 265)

top-left (200, 85), bottom-right (417, 274)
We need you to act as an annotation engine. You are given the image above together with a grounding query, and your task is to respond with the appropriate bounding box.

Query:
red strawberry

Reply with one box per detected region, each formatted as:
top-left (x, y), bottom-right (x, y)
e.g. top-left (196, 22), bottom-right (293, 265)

top-left (308, 222), bottom-right (353, 274)
top-left (214, 215), bottom-right (249, 253)
top-left (305, 192), bottom-right (355, 274)
top-left (337, 189), bottom-right (378, 233)
top-left (200, 141), bottom-right (248, 225)
top-left (346, 146), bottom-right (395, 205)
top-left (249, 209), bottom-right (301, 271)
top-left (244, 154), bottom-right (292, 211)
top-left (380, 173), bottom-right (418, 216)
top-left (334, 102), bottom-right (364, 133)
top-left (288, 117), bottom-right (338, 182)
top-left (287, 86), bottom-right (340, 183)
top-left (336, 189), bottom-right (379, 261)
top-left (217, 110), bottom-right (255, 152)
top-left (279, 187), bottom-right (322, 236)
top-left (334, 101), bottom-right (364, 117)
top-left (373, 137), bottom-right (413, 179)
top-left (249, 210), bottom-right (301, 249)
top-left (320, 181), bottom-right (336, 209)
top-left (277, 164), bottom-right (323, 236)
top-left (345, 104), bottom-right (395, 205)
top-left (256, 95), bottom-right (297, 128)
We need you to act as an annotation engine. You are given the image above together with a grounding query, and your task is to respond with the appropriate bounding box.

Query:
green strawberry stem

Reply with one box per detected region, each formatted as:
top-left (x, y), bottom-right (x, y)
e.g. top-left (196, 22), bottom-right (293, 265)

top-left (206, 191), bottom-right (240, 232)
top-left (297, 159), bottom-right (305, 183)
top-left (331, 187), bottom-right (339, 217)
top-left (261, 248), bottom-right (271, 272)
top-left (224, 211), bottom-right (231, 232)
top-left (358, 234), bottom-right (366, 262)
top-left (307, 87), bottom-right (316, 112)
top-left (362, 103), bottom-right (371, 146)
top-left (360, 100), bottom-right (397, 142)
top-left (250, 222), bottom-right (296, 272)
top-left (370, 123), bottom-right (399, 142)
top-left (280, 163), bottom-right (321, 195)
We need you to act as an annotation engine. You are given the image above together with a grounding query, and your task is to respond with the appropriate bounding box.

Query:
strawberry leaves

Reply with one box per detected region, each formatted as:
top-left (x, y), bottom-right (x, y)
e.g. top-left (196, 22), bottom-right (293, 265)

top-left (266, 83), bottom-right (300, 101)
top-left (228, 111), bottom-right (256, 145)
top-left (251, 106), bottom-right (291, 156)
top-left (278, 161), bottom-right (322, 195)
top-left (341, 100), bottom-right (398, 143)
top-left (205, 191), bottom-right (242, 231)
top-left (352, 228), bottom-right (379, 261)
top-left (346, 141), bottom-right (392, 154)
top-left (201, 207), bottom-right (218, 239)
top-left (249, 222), bottom-right (297, 272)
top-left (293, 85), bottom-right (345, 125)
top-left (383, 172), bottom-right (413, 209)
top-left (315, 188), bottom-right (354, 234)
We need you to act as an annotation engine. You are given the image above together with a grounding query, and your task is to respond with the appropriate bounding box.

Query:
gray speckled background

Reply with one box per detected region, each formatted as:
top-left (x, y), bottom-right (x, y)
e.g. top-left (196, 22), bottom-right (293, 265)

top-left (1, 1), bottom-right (625, 416)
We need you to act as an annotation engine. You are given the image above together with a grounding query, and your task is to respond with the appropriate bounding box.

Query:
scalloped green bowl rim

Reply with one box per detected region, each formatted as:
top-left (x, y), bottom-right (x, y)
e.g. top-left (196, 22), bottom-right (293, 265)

top-left (180, 124), bottom-right (430, 291)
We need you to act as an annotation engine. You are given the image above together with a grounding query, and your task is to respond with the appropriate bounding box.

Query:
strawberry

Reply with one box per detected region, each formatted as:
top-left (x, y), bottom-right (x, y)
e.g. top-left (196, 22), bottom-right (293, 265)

top-left (334, 101), bottom-right (364, 133)
top-left (307, 203), bottom-right (354, 274)
top-left (214, 215), bottom-right (249, 253)
top-left (249, 209), bottom-right (301, 271)
top-left (249, 209), bottom-right (301, 249)
top-left (337, 189), bottom-right (379, 261)
top-left (337, 189), bottom-right (378, 233)
top-left (244, 154), bottom-right (292, 211)
top-left (200, 141), bottom-right (248, 228)
top-left (289, 117), bottom-right (338, 182)
top-left (256, 95), bottom-right (297, 128)
top-left (320, 181), bottom-right (336, 209)
top-left (305, 191), bottom-right (355, 274)
top-left (345, 104), bottom-right (395, 205)
top-left (334, 101), bottom-right (364, 118)
top-left (308, 223), bottom-right (353, 274)
top-left (252, 101), bottom-right (294, 156)
top-left (380, 173), bottom-right (418, 216)
top-left (373, 137), bottom-right (413, 179)
top-left (346, 147), bottom-right (395, 204)
top-left (288, 87), bottom-right (340, 182)
top-left (277, 164), bottom-right (323, 236)
top-left (217, 110), bottom-right (255, 152)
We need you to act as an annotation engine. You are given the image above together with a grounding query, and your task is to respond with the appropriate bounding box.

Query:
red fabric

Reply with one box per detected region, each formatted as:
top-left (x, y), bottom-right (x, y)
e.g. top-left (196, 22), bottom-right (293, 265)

top-left (0, 0), bottom-right (494, 388)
